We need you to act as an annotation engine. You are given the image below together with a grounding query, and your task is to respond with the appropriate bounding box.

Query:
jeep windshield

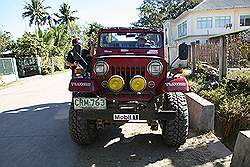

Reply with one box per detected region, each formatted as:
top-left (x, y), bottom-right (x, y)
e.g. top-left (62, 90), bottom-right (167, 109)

top-left (99, 32), bottom-right (163, 49)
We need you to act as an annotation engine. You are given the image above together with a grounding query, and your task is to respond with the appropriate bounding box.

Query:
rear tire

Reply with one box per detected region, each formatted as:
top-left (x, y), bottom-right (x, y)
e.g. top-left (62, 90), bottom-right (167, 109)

top-left (161, 92), bottom-right (189, 147)
top-left (68, 104), bottom-right (97, 145)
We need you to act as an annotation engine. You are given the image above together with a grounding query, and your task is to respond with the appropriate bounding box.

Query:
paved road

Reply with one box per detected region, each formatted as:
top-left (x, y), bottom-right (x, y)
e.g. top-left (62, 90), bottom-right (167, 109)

top-left (0, 72), bottom-right (232, 167)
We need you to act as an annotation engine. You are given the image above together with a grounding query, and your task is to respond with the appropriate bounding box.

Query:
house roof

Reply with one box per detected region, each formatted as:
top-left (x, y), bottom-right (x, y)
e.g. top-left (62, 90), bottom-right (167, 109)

top-left (192, 0), bottom-right (250, 11)
top-left (166, 0), bottom-right (250, 22)
top-left (209, 28), bottom-right (250, 39)
top-left (0, 51), bottom-right (12, 55)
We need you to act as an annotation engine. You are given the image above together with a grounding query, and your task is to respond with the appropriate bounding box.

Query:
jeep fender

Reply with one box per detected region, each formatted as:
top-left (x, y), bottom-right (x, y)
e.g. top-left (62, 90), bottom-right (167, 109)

top-left (161, 76), bottom-right (189, 92)
top-left (68, 78), bottom-right (99, 93)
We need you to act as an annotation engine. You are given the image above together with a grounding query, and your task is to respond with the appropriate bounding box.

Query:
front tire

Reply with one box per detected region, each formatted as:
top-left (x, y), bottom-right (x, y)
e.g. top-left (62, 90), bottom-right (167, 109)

top-left (161, 92), bottom-right (189, 147)
top-left (68, 104), bottom-right (97, 145)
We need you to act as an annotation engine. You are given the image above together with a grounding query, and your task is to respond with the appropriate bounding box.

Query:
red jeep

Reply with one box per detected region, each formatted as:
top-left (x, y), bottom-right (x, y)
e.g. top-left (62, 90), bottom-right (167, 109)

top-left (68, 27), bottom-right (189, 146)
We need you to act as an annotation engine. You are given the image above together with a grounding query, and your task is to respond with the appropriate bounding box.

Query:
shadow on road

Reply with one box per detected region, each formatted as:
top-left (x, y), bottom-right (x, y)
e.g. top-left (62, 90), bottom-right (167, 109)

top-left (0, 102), bottom-right (231, 167)
top-left (78, 129), bottom-right (231, 167)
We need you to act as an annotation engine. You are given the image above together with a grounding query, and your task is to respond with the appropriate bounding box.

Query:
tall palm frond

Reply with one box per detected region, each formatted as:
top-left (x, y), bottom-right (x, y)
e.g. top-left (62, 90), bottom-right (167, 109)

top-left (22, 0), bottom-right (51, 28)
top-left (54, 3), bottom-right (79, 31)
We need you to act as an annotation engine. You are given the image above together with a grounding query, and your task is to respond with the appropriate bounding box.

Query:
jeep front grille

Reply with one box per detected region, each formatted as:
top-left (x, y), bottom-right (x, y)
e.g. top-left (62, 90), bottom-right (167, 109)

top-left (112, 66), bottom-right (146, 90)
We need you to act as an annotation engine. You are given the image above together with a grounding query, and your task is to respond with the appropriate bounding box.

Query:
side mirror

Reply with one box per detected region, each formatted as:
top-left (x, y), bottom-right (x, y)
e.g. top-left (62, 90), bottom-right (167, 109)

top-left (178, 43), bottom-right (188, 60)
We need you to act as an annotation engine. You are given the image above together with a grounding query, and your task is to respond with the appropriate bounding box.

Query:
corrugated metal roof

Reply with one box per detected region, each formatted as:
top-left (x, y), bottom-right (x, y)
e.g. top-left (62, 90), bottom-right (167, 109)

top-left (209, 28), bottom-right (250, 38)
top-left (0, 51), bottom-right (12, 55)
top-left (192, 0), bottom-right (250, 11)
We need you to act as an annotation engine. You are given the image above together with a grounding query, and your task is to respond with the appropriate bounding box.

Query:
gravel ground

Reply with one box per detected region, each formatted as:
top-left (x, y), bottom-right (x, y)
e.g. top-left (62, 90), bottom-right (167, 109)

top-left (0, 72), bottom-right (232, 167)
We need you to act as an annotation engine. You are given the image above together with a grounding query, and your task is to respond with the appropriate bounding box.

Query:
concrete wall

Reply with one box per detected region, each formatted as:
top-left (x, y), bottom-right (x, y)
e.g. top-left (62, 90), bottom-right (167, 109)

top-left (185, 92), bottom-right (215, 132)
top-left (0, 58), bottom-right (19, 84)
top-left (231, 130), bottom-right (250, 167)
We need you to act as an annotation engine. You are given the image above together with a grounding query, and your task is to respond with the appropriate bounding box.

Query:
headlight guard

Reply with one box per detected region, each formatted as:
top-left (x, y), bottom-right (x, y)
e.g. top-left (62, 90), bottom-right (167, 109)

top-left (147, 60), bottom-right (163, 77)
top-left (94, 61), bottom-right (109, 76)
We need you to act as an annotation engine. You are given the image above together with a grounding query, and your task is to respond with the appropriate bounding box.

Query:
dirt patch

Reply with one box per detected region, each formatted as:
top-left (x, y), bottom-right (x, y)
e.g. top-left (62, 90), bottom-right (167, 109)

top-left (80, 123), bottom-right (232, 167)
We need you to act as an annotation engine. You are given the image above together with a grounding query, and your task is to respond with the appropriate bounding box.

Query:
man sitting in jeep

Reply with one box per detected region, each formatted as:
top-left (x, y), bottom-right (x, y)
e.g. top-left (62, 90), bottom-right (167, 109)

top-left (66, 38), bottom-right (91, 76)
top-left (136, 33), bottom-right (148, 48)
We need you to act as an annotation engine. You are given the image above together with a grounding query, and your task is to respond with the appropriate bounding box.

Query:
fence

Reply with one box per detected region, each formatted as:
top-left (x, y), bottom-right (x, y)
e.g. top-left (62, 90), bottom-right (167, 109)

top-left (225, 30), bottom-right (250, 68)
top-left (191, 29), bottom-right (250, 80)
top-left (194, 42), bottom-right (220, 68)
top-left (0, 58), bottom-right (19, 83)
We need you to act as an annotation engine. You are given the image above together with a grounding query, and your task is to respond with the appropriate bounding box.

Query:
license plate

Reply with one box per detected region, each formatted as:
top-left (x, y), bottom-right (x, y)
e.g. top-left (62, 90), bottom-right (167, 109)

top-left (73, 97), bottom-right (106, 110)
top-left (113, 114), bottom-right (140, 121)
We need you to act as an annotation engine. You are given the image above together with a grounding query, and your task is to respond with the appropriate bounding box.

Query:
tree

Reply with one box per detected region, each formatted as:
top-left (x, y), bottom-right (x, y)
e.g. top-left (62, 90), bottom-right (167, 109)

top-left (46, 25), bottom-right (71, 72)
top-left (22, 0), bottom-right (51, 29)
top-left (0, 31), bottom-right (14, 55)
top-left (14, 24), bottom-right (72, 74)
top-left (54, 3), bottom-right (79, 31)
top-left (132, 0), bottom-right (201, 28)
top-left (82, 22), bottom-right (103, 48)
top-left (14, 31), bottom-right (46, 58)
top-left (43, 14), bottom-right (58, 27)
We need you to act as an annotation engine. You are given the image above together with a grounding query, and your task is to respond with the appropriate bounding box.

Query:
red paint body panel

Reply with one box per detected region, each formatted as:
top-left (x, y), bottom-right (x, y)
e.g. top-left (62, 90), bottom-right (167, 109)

top-left (96, 48), bottom-right (164, 58)
top-left (91, 56), bottom-right (167, 82)
top-left (90, 56), bottom-right (167, 102)
top-left (160, 77), bottom-right (189, 92)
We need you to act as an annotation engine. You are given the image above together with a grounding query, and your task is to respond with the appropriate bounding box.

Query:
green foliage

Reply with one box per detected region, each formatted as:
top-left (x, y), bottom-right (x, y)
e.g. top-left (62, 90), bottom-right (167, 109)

top-left (14, 31), bottom-right (46, 57)
top-left (189, 64), bottom-right (250, 141)
top-left (14, 1), bottom-right (102, 75)
top-left (133, 0), bottom-right (201, 28)
top-left (14, 24), bottom-right (72, 74)
top-left (226, 29), bottom-right (250, 68)
top-left (41, 65), bottom-right (52, 75)
top-left (22, 0), bottom-right (51, 28)
top-left (53, 56), bottom-right (66, 71)
top-left (54, 3), bottom-right (79, 33)
top-left (82, 22), bottom-right (104, 48)
top-left (0, 31), bottom-right (14, 55)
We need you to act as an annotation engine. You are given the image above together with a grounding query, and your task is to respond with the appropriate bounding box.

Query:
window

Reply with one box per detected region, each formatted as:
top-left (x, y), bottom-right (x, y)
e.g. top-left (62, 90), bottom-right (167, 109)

top-left (215, 16), bottom-right (231, 28)
top-left (197, 17), bottom-right (212, 29)
top-left (240, 15), bottom-right (250, 26)
top-left (99, 33), bottom-right (163, 49)
top-left (178, 21), bottom-right (187, 37)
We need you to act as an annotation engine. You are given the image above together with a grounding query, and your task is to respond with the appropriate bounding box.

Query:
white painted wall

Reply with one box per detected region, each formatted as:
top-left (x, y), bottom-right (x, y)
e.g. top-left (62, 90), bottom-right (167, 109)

top-left (0, 58), bottom-right (19, 84)
top-left (165, 7), bottom-right (250, 45)
top-left (163, 7), bottom-right (250, 67)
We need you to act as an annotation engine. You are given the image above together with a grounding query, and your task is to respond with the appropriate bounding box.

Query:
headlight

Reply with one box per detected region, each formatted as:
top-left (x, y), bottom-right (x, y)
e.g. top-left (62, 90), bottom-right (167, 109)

top-left (147, 60), bottom-right (163, 77)
top-left (94, 61), bottom-right (109, 76)
top-left (130, 75), bottom-right (146, 92)
top-left (108, 75), bottom-right (124, 92)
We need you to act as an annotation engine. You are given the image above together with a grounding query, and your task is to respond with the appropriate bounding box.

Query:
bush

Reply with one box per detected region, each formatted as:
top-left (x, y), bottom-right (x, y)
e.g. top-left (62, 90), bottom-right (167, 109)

top-left (40, 56), bottom-right (66, 75)
top-left (41, 65), bottom-right (52, 75)
top-left (188, 64), bottom-right (250, 149)
top-left (53, 56), bottom-right (66, 72)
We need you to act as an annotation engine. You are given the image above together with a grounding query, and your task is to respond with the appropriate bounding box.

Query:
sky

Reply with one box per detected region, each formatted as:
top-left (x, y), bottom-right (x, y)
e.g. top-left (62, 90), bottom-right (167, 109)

top-left (0, 0), bottom-right (143, 39)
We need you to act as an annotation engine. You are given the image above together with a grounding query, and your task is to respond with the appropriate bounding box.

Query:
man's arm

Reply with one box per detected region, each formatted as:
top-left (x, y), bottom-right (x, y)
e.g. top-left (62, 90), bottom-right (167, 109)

top-left (66, 61), bottom-right (78, 67)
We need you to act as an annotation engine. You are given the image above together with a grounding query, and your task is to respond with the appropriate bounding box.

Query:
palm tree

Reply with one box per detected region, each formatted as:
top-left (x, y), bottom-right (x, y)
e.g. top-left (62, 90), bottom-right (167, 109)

top-left (45, 25), bottom-right (71, 73)
top-left (54, 3), bottom-right (79, 31)
top-left (22, 0), bottom-right (51, 29)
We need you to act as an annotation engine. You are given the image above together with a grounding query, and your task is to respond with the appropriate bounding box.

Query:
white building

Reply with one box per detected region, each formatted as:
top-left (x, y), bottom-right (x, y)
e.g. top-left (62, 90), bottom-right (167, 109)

top-left (164, 0), bottom-right (250, 66)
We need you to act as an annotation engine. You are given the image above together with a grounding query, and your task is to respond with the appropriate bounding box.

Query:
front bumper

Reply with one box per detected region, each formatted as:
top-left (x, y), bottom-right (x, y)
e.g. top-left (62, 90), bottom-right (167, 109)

top-left (75, 107), bottom-right (176, 121)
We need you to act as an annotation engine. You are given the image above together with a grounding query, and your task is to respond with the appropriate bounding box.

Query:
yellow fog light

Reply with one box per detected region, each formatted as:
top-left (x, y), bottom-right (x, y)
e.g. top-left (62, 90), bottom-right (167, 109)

top-left (108, 75), bottom-right (124, 92)
top-left (130, 75), bottom-right (147, 92)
